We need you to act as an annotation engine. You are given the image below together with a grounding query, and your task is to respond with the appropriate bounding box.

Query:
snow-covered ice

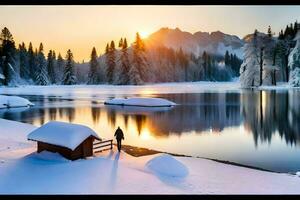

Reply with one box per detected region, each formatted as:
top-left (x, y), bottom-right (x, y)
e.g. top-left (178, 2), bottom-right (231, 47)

top-left (1, 118), bottom-right (300, 194)
top-left (0, 95), bottom-right (34, 109)
top-left (27, 121), bottom-right (100, 150)
top-left (0, 82), bottom-right (242, 98)
top-left (104, 97), bottom-right (176, 107)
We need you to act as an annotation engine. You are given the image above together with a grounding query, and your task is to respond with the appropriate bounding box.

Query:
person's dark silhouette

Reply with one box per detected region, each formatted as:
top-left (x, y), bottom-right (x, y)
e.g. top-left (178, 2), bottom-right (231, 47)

top-left (114, 126), bottom-right (124, 152)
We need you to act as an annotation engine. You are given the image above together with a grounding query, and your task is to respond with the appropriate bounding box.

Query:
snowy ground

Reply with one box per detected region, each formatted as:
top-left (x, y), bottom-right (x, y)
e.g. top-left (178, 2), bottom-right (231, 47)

top-left (1, 118), bottom-right (300, 194)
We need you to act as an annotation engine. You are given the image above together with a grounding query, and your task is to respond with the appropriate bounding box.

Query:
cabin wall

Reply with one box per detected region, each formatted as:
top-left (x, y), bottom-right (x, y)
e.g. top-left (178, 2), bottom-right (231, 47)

top-left (37, 137), bottom-right (95, 160)
top-left (37, 141), bottom-right (73, 159)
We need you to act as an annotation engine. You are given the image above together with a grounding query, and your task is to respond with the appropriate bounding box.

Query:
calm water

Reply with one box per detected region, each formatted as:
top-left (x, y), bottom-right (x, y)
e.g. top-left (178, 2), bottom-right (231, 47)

top-left (1, 87), bottom-right (300, 173)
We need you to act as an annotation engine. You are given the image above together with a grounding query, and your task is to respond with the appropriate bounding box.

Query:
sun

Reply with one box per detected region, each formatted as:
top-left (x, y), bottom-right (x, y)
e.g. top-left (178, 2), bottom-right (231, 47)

top-left (139, 30), bottom-right (150, 39)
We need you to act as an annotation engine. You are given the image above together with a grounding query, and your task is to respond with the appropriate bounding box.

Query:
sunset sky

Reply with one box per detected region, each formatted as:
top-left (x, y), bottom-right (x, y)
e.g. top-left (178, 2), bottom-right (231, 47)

top-left (0, 5), bottom-right (299, 62)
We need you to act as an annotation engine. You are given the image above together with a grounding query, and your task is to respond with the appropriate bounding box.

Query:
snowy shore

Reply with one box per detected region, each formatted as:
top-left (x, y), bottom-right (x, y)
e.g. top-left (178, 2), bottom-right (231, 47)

top-left (1, 118), bottom-right (300, 194)
top-left (0, 81), bottom-right (299, 98)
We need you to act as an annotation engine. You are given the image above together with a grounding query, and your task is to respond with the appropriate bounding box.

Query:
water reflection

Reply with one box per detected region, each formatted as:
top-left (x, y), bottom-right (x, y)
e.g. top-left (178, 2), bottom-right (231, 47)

top-left (1, 91), bottom-right (299, 146)
top-left (242, 90), bottom-right (300, 146)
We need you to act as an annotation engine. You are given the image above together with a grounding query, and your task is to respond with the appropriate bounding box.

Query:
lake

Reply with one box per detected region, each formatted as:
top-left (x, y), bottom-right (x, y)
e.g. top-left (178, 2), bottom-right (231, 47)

top-left (0, 83), bottom-right (300, 173)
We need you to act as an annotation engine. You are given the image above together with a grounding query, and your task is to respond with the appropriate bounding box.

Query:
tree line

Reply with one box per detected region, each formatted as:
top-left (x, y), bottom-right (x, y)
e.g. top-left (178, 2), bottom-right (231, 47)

top-left (0, 27), bottom-right (242, 86)
top-left (240, 21), bottom-right (300, 87)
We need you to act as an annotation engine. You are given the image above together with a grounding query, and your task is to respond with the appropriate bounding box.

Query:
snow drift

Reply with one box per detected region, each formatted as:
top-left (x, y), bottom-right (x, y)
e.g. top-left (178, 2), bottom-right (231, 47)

top-left (104, 97), bottom-right (176, 107)
top-left (145, 154), bottom-right (189, 178)
top-left (0, 95), bottom-right (34, 109)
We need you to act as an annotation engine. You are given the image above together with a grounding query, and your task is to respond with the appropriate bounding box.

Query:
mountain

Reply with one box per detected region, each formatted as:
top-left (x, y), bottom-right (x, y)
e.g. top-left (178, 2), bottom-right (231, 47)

top-left (144, 27), bottom-right (245, 59)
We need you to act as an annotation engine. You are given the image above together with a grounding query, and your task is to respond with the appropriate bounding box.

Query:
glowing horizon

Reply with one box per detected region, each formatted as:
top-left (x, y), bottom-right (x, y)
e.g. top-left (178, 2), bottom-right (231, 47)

top-left (0, 5), bottom-right (299, 62)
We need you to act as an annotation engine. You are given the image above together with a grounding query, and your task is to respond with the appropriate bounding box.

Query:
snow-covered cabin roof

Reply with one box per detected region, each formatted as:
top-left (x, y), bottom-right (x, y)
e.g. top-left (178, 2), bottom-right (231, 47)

top-left (27, 121), bottom-right (100, 150)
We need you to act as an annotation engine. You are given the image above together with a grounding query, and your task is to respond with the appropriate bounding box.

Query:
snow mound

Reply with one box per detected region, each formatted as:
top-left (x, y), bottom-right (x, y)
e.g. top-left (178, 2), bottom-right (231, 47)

top-left (0, 95), bottom-right (34, 109)
top-left (27, 121), bottom-right (101, 151)
top-left (104, 97), bottom-right (176, 107)
top-left (145, 154), bottom-right (188, 178)
top-left (296, 172), bottom-right (300, 177)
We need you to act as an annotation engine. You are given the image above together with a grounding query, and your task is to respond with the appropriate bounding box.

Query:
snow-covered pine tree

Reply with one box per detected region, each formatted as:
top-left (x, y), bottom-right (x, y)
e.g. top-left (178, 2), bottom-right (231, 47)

top-left (118, 38), bottom-right (131, 85)
top-left (35, 43), bottom-right (49, 85)
top-left (47, 50), bottom-right (56, 84)
top-left (262, 26), bottom-right (278, 86)
top-left (27, 42), bottom-right (36, 82)
top-left (240, 30), bottom-right (261, 88)
top-left (131, 32), bottom-right (149, 84)
top-left (288, 28), bottom-right (300, 86)
top-left (0, 27), bottom-right (17, 86)
top-left (56, 53), bottom-right (65, 84)
top-left (19, 42), bottom-right (29, 80)
top-left (289, 67), bottom-right (300, 86)
top-left (62, 49), bottom-right (77, 85)
top-left (87, 47), bottom-right (100, 84)
top-left (106, 41), bottom-right (116, 84)
top-left (129, 61), bottom-right (142, 85)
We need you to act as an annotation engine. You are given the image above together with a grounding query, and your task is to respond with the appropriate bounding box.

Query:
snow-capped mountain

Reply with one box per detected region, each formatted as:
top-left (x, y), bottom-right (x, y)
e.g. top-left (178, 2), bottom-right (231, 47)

top-left (145, 27), bottom-right (245, 59)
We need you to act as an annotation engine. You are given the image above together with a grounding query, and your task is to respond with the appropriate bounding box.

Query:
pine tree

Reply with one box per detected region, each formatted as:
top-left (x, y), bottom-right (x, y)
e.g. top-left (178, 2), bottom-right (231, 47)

top-left (177, 47), bottom-right (188, 81)
top-left (35, 43), bottom-right (49, 85)
top-left (267, 25), bottom-right (273, 38)
top-left (207, 54), bottom-right (212, 80)
top-left (47, 50), bottom-right (56, 84)
top-left (131, 32), bottom-right (148, 84)
top-left (106, 41), bottom-right (116, 84)
top-left (62, 49), bottom-right (77, 85)
top-left (0, 27), bottom-right (16, 85)
top-left (118, 38), bottom-right (123, 48)
top-left (19, 42), bottom-right (29, 80)
top-left (88, 47), bottom-right (100, 84)
top-left (224, 50), bottom-right (230, 66)
top-left (118, 38), bottom-right (131, 85)
top-left (56, 53), bottom-right (64, 84)
top-left (28, 42), bottom-right (35, 81)
top-left (263, 27), bottom-right (277, 86)
top-left (202, 51), bottom-right (208, 80)
top-left (105, 43), bottom-right (109, 54)
top-left (240, 29), bottom-right (261, 88)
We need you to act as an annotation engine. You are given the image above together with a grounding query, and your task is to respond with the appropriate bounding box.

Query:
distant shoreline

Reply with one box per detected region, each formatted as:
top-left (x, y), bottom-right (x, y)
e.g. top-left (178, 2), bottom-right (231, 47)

top-left (117, 144), bottom-right (280, 174)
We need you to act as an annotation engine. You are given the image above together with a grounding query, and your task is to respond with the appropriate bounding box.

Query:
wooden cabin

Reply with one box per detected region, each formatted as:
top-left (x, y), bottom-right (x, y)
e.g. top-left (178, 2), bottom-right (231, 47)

top-left (27, 121), bottom-right (101, 160)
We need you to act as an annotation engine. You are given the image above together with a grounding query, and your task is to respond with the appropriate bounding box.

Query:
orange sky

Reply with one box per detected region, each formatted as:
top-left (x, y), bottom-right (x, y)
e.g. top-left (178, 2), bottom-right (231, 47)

top-left (0, 5), bottom-right (299, 62)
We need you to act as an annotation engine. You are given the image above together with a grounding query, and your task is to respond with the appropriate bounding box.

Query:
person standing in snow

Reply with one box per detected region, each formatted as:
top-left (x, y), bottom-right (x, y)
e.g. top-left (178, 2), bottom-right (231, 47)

top-left (114, 126), bottom-right (124, 152)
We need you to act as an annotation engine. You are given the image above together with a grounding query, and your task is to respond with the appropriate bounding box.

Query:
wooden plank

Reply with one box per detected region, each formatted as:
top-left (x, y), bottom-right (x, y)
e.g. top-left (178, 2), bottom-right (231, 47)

top-left (93, 142), bottom-right (112, 147)
top-left (93, 140), bottom-right (113, 145)
top-left (93, 143), bottom-right (112, 149)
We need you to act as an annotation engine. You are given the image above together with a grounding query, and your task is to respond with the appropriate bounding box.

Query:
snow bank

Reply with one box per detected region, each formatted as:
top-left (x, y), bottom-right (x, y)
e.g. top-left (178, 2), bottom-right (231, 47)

top-left (27, 121), bottom-right (100, 150)
top-left (104, 97), bottom-right (176, 107)
top-left (0, 95), bottom-right (34, 109)
top-left (145, 154), bottom-right (188, 178)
